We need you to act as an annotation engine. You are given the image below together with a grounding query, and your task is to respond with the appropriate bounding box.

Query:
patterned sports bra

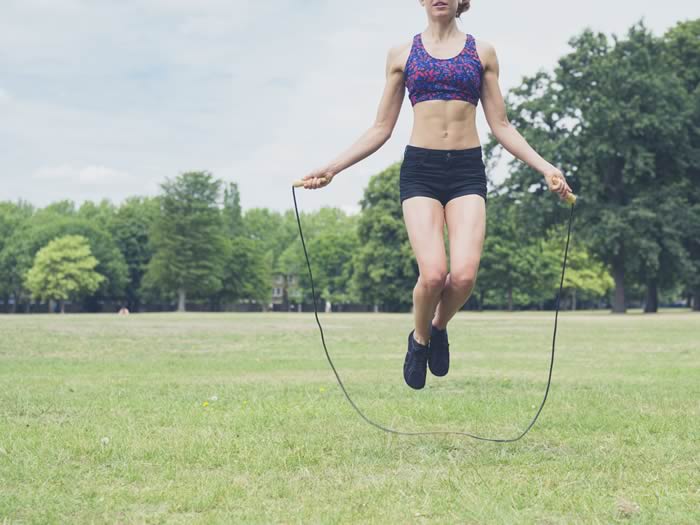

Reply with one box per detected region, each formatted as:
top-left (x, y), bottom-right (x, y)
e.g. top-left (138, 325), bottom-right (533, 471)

top-left (404, 32), bottom-right (483, 107)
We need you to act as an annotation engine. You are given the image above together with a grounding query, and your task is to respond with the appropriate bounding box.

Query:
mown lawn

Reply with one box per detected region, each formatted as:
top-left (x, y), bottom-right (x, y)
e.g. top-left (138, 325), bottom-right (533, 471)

top-left (0, 310), bottom-right (698, 524)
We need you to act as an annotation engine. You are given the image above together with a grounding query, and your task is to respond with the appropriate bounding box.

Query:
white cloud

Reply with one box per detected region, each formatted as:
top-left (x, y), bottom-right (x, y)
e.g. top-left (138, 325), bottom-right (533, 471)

top-left (33, 165), bottom-right (135, 185)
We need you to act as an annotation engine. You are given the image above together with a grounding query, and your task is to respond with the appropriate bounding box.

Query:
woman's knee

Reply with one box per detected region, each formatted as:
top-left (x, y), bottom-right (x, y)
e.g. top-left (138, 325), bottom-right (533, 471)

top-left (418, 267), bottom-right (448, 293)
top-left (450, 268), bottom-right (477, 294)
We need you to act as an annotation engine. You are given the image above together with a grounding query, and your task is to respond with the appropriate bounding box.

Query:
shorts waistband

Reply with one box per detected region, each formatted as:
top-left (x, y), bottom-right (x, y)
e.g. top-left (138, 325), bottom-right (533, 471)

top-left (405, 143), bottom-right (483, 159)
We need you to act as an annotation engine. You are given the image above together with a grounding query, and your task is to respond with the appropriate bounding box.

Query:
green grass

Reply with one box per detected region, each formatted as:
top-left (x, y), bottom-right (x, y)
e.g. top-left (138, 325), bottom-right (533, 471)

top-left (0, 310), bottom-right (698, 524)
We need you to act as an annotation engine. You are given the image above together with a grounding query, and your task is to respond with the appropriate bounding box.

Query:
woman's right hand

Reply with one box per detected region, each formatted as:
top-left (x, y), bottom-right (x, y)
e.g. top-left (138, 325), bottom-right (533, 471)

top-left (301, 166), bottom-right (336, 190)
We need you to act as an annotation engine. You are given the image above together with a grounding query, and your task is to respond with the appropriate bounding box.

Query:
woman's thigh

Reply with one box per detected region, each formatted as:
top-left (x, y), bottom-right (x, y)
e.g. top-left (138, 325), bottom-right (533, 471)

top-left (444, 194), bottom-right (486, 276)
top-left (401, 196), bottom-right (447, 275)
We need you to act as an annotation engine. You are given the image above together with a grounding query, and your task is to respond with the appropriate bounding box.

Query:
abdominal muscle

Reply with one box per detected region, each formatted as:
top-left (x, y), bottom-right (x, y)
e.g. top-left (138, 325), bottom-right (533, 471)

top-left (408, 100), bottom-right (480, 150)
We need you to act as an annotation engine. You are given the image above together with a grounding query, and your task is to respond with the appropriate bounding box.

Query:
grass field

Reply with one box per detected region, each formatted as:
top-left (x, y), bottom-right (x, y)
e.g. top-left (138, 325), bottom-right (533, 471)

top-left (1, 310), bottom-right (698, 524)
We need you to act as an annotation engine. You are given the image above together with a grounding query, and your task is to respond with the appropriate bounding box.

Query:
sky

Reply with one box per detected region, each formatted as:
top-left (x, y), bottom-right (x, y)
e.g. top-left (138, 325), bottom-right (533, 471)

top-left (1, 0), bottom-right (695, 214)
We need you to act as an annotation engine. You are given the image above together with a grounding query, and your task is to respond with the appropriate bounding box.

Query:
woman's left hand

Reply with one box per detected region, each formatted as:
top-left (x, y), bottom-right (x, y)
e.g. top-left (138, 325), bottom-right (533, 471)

top-left (543, 167), bottom-right (573, 201)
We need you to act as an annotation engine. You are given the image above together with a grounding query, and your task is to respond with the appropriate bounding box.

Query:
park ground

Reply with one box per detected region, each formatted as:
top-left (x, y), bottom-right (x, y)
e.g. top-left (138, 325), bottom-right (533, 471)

top-left (0, 310), bottom-right (698, 524)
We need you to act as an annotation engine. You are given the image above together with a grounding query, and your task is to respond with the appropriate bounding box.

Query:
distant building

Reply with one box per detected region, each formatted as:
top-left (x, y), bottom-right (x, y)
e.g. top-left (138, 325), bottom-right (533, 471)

top-left (270, 273), bottom-right (301, 310)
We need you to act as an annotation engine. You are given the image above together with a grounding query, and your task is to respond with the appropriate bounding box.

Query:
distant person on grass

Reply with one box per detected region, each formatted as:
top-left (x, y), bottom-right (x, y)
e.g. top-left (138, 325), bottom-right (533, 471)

top-left (301, 0), bottom-right (573, 389)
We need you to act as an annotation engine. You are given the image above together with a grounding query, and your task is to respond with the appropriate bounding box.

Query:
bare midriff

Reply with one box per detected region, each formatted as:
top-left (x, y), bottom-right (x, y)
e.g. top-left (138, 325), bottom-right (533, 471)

top-left (408, 99), bottom-right (480, 150)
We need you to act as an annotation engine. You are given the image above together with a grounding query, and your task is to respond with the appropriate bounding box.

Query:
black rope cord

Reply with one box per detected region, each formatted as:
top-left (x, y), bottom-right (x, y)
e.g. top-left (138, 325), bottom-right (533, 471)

top-left (292, 185), bottom-right (575, 442)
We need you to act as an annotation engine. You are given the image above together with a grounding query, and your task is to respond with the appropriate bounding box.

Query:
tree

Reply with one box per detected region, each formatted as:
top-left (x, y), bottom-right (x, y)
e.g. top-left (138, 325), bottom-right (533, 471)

top-left (209, 182), bottom-right (272, 308)
top-left (0, 200), bottom-right (34, 310)
top-left (109, 197), bottom-right (160, 311)
top-left (476, 194), bottom-right (560, 310)
top-left (663, 19), bottom-right (700, 310)
top-left (243, 208), bottom-right (298, 270)
top-left (487, 21), bottom-right (695, 313)
top-left (142, 171), bottom-right (228, 311)
top-left (1, 215), bottom-right (128, 312)
top-left (562, 22), bottom-right (692, 313)
top-left (559, 237), bottom-right (614, 310)
top-left (24, 235), bottom-right (105, 313)
top-left (353, 163), bottom-right (416, 312)
top-left (223, 182), bottom-right (244, 238)
top-left (217, 236), bottom-right (271, 306)
top-left (77, 199), bottom-right (117, 233)
top-left (280, 207), bottom-right (359, 308)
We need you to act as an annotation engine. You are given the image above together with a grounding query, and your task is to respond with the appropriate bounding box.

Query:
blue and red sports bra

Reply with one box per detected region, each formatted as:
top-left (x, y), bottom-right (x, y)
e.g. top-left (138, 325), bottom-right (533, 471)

top-left (404, 32), bottom-right (484, 107)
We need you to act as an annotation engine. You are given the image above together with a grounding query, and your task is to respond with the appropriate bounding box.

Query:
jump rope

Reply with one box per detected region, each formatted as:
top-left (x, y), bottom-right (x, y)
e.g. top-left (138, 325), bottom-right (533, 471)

top-left (291, 179), bottom-right (576, 442)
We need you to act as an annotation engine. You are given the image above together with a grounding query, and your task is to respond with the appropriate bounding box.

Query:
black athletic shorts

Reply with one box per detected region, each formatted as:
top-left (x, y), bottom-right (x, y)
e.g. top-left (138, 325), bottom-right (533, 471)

top-left (399, 144), bottom-right (487, 206)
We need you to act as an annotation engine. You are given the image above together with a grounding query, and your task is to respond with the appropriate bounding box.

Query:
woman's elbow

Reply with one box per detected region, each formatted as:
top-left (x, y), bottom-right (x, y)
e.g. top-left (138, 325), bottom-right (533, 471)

top-left (373, 124), bottom-right (393, 143)
top-left (488, 117), bottom-right (512, 140)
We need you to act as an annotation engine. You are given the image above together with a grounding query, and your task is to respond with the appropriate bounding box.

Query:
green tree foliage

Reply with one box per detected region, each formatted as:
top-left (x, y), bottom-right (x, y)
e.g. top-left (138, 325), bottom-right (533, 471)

top-left (280, 207), bottom-right (359, 307)
top-left (487, 20), bottom-right (696, 313)
top-left (559, 22), bottom-right (692, 313)
top-left (353, 163), bottom-right (416, 312)
top-left (559, 236), bottom-right (614, 310)
top-left (663, 19), bottom-right (700, 310)
top-left (77, 199), bottom-right (117, 233)
top-left (477, 195), bottom-right (561, 310)
top-left (0, 201), bottom-right (34, 308)
top-left (0, 213), bottom-right (128, 312)
top-left (212, 187), bottom-right (272, 307)
top-left (142, 171), bottom-right (228, 311)
top-left (243, 208), bottom-right (298, 271)
top-left (223, 182), bottom-right (244, 238)
top-left (24, 235), bottom-right (105, 313)
top-left (108, 197), bottom-right (160, 311)
top-left (218, 236), bottom-right (271, 306)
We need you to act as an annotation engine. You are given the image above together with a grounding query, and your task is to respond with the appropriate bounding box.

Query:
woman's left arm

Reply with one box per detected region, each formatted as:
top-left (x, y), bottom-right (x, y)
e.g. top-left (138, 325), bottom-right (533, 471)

top-left (479, 40), bottom-right (572, 200)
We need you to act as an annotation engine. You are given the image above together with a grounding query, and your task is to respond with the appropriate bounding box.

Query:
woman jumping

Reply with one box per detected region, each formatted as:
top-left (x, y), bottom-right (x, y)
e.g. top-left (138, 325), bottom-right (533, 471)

top-left (300, 0), bottom-right (573, 390)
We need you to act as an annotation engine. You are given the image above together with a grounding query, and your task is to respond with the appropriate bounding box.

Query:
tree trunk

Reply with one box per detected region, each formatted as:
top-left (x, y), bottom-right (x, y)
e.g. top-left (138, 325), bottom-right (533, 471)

top-left (571, 289), bottom-right (577, 311)
top-left (373, 304), bottom-right (379, 313)
top-left (177, 288), bottom-right (186, 312)
top-left (325, 300), bottom-right (332, 313)
top-left (60, 300), bottom-right (66, 314)
top-left (644, 280), bottom-right (658, 313)
top-left (479, 290), bottom-right (484, 312)
top-left (611, 258), bottom-right (626, 313)
top-left (507, 287), bottom-right (513, 312)
top-left (693, 287), bottom-right (700, 311)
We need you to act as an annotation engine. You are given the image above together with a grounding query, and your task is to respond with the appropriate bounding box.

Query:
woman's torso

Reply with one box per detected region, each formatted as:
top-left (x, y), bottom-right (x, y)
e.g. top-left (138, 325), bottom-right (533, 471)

top-left (398, 31), bottom-right (485, 150)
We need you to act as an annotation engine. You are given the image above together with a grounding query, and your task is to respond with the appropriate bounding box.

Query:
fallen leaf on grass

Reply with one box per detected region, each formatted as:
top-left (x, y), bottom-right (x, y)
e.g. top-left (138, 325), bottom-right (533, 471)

top-left (615, 496), bottom-right (640, 518)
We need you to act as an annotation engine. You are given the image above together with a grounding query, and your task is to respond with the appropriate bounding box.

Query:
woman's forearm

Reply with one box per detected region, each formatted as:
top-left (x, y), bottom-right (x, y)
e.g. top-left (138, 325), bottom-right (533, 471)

top-left (491, 122), bottom-right (555, 176)
top-left (326, 125), bottom-right (391, 175)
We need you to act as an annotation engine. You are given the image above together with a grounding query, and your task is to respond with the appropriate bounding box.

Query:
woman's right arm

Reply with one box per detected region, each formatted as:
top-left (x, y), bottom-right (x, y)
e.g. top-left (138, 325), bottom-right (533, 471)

top-left (301, 44), bottom-right (406, 189)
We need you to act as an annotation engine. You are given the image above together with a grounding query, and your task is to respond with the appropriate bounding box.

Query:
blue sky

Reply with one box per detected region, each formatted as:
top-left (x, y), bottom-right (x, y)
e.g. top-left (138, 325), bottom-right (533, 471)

top-left (1, 0), bottom-right (695, 213)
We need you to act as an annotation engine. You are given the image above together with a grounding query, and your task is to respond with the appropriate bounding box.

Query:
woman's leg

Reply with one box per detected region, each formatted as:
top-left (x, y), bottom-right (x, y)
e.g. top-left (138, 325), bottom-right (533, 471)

top-left (432, 194), bottom-right (486, 329)
top-left (402, 196), bottom-right (448, 345)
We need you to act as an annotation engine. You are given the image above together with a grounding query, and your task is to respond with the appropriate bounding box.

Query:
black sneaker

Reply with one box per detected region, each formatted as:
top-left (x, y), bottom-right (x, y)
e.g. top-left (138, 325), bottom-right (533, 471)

top-left (428, 324), bottom-right (449, 377)
top-left (403, 330), bottom-right (429, 390)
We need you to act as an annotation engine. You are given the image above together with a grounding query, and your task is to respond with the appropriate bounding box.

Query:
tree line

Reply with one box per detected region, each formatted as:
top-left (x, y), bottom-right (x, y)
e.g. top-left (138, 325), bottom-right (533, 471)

top-left (0, 19), bottom-right (697, 314)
